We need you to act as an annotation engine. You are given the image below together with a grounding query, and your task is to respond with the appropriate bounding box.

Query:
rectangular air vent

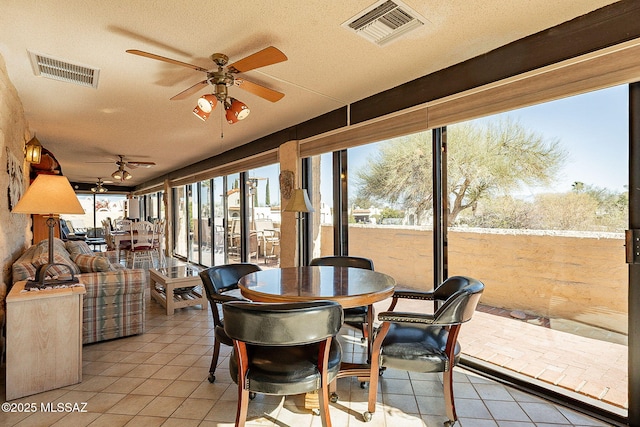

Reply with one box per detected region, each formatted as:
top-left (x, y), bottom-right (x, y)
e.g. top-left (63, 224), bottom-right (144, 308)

top-left (342, 0), bottom-right (425, 46)
top-left (28, 51), bottom-right (100, 88)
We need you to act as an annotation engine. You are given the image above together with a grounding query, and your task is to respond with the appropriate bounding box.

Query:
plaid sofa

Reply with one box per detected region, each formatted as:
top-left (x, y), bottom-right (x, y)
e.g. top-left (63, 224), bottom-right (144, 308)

top-left (12, 238), bottom-right (147, 344)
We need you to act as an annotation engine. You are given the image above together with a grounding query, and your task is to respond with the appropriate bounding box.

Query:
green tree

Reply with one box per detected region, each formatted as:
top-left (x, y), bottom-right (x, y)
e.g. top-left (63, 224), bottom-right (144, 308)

top-left (265, 178), bottom-right (271, 206)
top-left (355, 132), bottom-right (432, 223)
top-left (532, 192), bottom-right (600, 231)
top-left (355, 118), bottom-right (567, 225)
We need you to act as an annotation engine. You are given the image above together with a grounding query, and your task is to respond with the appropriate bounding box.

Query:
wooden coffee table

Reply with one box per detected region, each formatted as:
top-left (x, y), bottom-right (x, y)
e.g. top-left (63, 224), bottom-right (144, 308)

top-left (149, 265), bottom-right (207, 315)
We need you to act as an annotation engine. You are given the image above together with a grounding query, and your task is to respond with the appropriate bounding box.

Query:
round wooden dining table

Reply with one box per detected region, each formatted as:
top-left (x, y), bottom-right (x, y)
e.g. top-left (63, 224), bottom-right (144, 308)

top-left (238, 265), bottom-right (396, 309)
top-left (238, 265), bottom-right (396, 416)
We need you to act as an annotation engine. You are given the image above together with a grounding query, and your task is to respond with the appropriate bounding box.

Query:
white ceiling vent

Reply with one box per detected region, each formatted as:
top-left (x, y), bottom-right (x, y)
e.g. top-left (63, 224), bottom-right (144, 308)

top-left (343, 0), bottom-right (426, 46)
top-left (28, 51), bottom-right (100, 88)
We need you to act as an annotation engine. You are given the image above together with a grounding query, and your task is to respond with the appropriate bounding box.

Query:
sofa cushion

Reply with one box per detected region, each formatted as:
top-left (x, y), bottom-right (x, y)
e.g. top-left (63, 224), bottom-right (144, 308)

top-left (72, 253), bottom-right (110, 273)
top-left (65, 240), bottom-right (94, 257)
top-left (12, 261), bottom-right (37, 281)
top-left (32, 240), bottom-right (81, 277)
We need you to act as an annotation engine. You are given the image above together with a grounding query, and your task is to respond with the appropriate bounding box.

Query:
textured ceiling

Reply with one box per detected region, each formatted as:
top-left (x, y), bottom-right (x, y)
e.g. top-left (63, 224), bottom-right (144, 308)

top-left (0, 0), bottom-right (619, 187)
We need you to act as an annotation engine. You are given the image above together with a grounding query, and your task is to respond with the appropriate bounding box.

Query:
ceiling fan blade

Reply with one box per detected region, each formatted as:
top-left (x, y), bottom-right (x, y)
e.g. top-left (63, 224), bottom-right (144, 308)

top-left (170, 80), bottom-right (209, 100)
top-left (235, 78), bottom-right (285, 102)
top-left (227, 46), bottom-right (287, 73)
top-left (126, 49), bottom-right (210, 73)
top-left (127, 161), bottom-right (156, 168)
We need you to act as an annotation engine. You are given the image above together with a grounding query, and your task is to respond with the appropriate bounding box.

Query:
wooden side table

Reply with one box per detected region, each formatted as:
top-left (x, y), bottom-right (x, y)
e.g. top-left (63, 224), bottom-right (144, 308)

top-left (149, 266), bottom-right (207, 315)
top-left (6, 281), bottom-right (85, 400)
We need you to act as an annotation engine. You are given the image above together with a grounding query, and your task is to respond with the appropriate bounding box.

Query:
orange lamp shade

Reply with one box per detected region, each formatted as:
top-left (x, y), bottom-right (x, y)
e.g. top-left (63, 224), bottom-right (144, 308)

top-left (225, 98), bottom-right (250, 124)
top-left (193, 94), bottom-right (217, 121)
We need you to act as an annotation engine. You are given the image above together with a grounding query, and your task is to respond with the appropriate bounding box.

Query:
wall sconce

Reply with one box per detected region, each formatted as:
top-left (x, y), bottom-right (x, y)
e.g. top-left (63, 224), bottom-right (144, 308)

top-left (24, 135), bottom-right (42, 164)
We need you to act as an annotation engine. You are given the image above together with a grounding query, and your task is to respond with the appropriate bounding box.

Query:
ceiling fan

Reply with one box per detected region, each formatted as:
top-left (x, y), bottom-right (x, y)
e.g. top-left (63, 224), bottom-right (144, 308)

top-left (126, 46), bottom-right (287, 124)
top-left (91, 178), bottom-right (111, 193)
top-left (103, 155), bottom-right (156, 181)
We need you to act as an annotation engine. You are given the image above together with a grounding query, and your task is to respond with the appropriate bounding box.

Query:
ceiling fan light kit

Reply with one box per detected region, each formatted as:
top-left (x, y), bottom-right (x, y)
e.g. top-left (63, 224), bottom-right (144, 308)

top-left (105, 155), bottom-right (155, 181)
top-left (111, 168), bottom-right (132, 181)
top-left (225, 98), bottom-right (250, 124)
top-left (91, 178), bottom-right (108, 193)
top-left (193, 94), bottom-right (217, 121)
top-left (127, 46), bottom-right (286, 126)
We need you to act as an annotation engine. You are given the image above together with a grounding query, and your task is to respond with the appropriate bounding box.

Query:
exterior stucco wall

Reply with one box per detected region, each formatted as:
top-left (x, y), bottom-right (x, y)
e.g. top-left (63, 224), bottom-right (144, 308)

top-left (324, 225), bottom-right (627, 334)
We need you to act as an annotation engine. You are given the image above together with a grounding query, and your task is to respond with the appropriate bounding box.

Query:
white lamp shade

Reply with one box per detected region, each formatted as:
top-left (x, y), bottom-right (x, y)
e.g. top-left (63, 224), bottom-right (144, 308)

top-left (12, 174), bottom-right (84, 215)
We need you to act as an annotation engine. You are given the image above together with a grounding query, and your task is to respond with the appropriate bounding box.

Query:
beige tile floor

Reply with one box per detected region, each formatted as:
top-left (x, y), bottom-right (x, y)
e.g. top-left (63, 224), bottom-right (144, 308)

top-left (0, 284), bottom-right (615, 427)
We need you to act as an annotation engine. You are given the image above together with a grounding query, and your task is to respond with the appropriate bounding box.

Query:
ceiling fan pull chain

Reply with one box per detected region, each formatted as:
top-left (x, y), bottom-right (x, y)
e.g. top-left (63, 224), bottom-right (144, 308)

top-left (220, 108), bottom-right (224, 139)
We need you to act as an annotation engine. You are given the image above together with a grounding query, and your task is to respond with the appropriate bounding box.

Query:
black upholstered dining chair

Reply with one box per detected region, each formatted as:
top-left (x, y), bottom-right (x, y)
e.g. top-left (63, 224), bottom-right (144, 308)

top-left (199, 263), bottom-right (261, 383)
top-left (309, 256), bottom-right (374, 343)
top-left (223, 300), bottom-right (344, 427)
top-left (366, 276), bottom-right (485, 425)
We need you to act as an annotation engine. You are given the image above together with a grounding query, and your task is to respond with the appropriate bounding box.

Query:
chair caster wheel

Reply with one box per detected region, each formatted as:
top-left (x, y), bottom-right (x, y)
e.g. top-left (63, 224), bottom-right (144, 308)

top-left (360, 337), bottom-right (367, 343)
top-left (363, 411), bottom-right (372, 422)
top-left (444, 421), bottom-right (456, 427)
top-left (249, 392), bottom-right (256, 400)
top-left (312, 408), bottom-right (320, 416)
top-left (359, 381), bottom-right (368, 389)
top-left (330, 392), bottom-right (339, 403)
top-left (379, 368), bottom-right (385, 376)
top-left (208, 374), bottom-right (215, 383)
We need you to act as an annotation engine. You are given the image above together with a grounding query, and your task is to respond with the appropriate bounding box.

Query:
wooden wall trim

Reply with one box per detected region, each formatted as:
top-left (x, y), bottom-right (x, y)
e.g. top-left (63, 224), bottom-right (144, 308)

top-left (428, 39), bottom-right (640, 128)
top-left (300, 108), bottom-right (427, 157)
top-left (350, 0), bottom-right (640, 125)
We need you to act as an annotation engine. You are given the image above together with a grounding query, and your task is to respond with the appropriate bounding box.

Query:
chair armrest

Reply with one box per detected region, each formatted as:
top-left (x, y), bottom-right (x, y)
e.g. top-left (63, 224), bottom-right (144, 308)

top-left (392, 290), bottom-right (435, 301)
top-left (386, 290), bottom-right (435, 311)
top-left (212, 293), bottom-right (243, 304)
top-left (212, 288), bottom-right (248, 304)
top-left (378, 311), bottom-right (436, 324)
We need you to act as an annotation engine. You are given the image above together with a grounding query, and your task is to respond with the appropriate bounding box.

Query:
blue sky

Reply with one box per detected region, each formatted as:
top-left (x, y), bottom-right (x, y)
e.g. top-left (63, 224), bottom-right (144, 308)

top-left (490, 84), bottom-right (628, 194)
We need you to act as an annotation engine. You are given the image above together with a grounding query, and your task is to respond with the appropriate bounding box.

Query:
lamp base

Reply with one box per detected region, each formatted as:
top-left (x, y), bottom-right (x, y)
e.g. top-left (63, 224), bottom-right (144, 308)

top-left (25, 263), bottom-right (80, 290)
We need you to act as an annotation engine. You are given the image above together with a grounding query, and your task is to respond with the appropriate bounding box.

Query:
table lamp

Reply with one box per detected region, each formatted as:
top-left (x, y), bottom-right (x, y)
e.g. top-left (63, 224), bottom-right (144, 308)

top-left (12, 174), bottom-right (85, 289)
top-left (284, 188), bottom-right (314, 266)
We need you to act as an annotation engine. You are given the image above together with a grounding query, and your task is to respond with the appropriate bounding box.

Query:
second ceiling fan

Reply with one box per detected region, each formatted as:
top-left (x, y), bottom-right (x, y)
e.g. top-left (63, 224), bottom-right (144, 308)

top-left (126, 46), bottom-right (287, 124)
top-left (111, 155), bottom-right (156, 181)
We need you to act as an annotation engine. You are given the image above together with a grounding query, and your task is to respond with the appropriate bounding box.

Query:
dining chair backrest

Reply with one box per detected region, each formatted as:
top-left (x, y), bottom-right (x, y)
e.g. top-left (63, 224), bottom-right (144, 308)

top-left (200, 263), bottom-right (262, 299)
top-left (130, 221), bottom-right (154, 251)
top-left (223, 300), bottom-right (344, 427)
top-left (431, 275), bottom-right (485, 325)
top-left (115, 219), bottom-right (132, 231)
top-left (310, 255), bottom-right (374, 270)
top-left (223, 300), bottom-right (344, 345)
top-left (153, 219), bottom-right (165, 234)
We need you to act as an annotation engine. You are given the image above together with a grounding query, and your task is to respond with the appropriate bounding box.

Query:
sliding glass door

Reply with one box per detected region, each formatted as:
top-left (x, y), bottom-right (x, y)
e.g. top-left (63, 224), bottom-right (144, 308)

top-left (448, 85), bottom-right (629, 416)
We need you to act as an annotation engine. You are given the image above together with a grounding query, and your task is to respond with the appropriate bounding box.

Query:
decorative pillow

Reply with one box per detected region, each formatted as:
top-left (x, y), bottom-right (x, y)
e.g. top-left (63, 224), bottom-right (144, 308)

top-left (65, 240), bottom-right (94, 257)
top-left (72, 253), bottom-right (110, 273)
top-left (32, 250), bottom-right (81, 277)
top-left (31, 238), bottom-right (81, 277)
top-left (12, 262), bottom-right (37, 282)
